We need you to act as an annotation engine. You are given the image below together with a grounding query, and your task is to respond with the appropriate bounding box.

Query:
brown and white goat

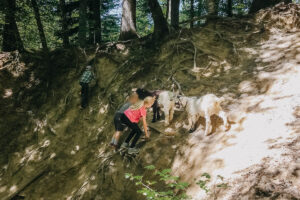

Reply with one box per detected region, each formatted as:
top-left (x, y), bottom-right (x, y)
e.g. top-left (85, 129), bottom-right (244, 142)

top-left (178, 94), bottom-right (229, 135)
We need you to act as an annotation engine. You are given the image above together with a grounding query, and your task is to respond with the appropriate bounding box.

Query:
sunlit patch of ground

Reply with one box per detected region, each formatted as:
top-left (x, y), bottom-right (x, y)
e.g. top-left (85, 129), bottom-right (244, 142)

top-left (171, 28), bottom-right (300, 200)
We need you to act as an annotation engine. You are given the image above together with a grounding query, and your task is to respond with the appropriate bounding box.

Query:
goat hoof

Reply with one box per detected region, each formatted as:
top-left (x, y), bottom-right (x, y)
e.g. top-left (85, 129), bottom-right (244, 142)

top-left (205, 132), bottom-right (212, 136)
top-left (225, 124), bottom-right (230, 131)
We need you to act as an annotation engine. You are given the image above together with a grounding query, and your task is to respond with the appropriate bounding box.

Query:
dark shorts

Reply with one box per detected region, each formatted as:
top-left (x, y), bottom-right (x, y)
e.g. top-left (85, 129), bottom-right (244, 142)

top-left (114, 113), bottom-right (126, 131)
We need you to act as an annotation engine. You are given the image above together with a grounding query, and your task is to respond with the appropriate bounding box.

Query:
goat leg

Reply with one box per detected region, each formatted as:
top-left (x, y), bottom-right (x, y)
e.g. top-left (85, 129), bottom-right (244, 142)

top-left (156, 108), bottom-right (161, 120)
top-left (169, 102), bottom-right (175, 123)
top-left (219, 110), bottom-right (229, 131)
top-left (205, 114), bottom-right (212, 136)
top-left (189, 115), bottom-right (198, 133)
top-left (164, 107), bottom-right (170, 126)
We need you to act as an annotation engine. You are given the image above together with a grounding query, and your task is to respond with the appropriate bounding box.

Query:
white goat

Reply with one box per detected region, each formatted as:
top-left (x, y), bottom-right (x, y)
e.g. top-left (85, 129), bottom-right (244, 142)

top-left (178, 94), bottom-right (229, 135)
top-left (157, 91), bottom-right (177, 126)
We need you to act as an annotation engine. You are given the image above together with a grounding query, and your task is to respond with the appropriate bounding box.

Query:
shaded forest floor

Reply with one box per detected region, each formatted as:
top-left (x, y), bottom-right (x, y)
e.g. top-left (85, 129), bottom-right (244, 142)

top-left (0, 3), bottom-right (300, 200)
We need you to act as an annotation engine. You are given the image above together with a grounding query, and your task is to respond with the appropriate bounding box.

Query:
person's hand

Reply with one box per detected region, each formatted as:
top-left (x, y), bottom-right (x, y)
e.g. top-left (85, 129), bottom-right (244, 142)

top-left (141, 134), bottom-right (150, 141)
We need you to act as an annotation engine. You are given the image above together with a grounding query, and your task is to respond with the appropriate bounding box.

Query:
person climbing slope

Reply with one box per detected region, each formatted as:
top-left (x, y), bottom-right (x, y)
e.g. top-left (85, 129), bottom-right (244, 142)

top-left (135, 88), bottom-right (161, 123)
top-left (79, 65), bottom-right (95, 109)
top-left (120, 96), bottom-right (155, 154)
top-left (110, 92), bottom-right (139, 149)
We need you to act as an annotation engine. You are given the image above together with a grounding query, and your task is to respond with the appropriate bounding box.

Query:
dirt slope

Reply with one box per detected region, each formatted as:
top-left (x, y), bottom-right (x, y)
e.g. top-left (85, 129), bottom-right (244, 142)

top-left (0, 3), bottom-right (300, 200)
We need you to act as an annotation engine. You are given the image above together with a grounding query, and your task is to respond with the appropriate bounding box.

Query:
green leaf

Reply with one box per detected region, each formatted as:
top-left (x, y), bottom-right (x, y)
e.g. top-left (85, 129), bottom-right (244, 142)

top-left (217, 183), bottom-right (228, 188)
top-left (217, 175), bottom-right (224, 181)
top-left (125, 173), bottom-right (132, 179)
top-left (145, 165), bottom-right (156, 170)
top-left (162, 169), bottom-right (172, 174)
top-left (201, 173), bottom-right (211, 179)
top-left (133, 175), bottom-right (143, 180)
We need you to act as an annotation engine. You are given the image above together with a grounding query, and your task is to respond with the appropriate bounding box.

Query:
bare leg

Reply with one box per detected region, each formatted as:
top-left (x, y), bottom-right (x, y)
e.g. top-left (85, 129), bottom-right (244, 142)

top-left (111, 131), bottom-right (122, 146)
top-left (114, 131), bottom-right (122, 142)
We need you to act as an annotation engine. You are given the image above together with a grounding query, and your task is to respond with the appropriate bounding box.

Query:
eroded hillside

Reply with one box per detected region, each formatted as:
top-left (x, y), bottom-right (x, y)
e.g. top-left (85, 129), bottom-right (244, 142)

top-left (0, 3), bottom-right (300, 200)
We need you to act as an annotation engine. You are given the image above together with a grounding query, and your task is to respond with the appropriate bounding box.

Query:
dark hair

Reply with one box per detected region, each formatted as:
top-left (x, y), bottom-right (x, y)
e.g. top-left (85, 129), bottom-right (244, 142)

top-left (136, 88), bottom-right (152, 100)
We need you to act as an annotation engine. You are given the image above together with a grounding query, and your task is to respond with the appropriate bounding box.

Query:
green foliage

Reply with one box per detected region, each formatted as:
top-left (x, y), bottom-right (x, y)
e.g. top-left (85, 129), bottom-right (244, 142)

top-left (136, 0), bottom-right (153, 37)
top-left (196, 173), bottom-right (211, 193)
top-left (126, 167), bottom-right (229, 199)
top-left (101, 0), bottom-right (120, 42)
top-left (16, 0), bottom-right (61, 49)
top-left (2, 0), bottom-right (298, 50)
top-left (0, 11), bottom-right (4, 49)
top-left (125, 165), bottom-right (190, 200)
top-left (196, 173), bottom-right (228, 194)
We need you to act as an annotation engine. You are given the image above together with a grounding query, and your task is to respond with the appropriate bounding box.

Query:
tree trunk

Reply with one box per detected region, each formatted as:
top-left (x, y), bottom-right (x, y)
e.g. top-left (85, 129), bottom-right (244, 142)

top-left (88, 0), bottom-right (94, 44)
top-left (166, 0), bottom-right (170, 20)
top-left (227, 0), bottom-right (232, 17)
top-left (249, 0), bottom-right (291, 14)
top-left (79, 0), bottom-right (88, 47)
top-left (147, 0), bottom-right (169, 39)
top-left (190, 0), bottom-right (194, 28)
top-left (197, 0), bottom-right (203, 25)
top-left (170, 0), bottom-right (180, 29)
top-left (59, 0), bottom-right (69, 47)
top-left (119, 0), bottom-right (138, 41)
top-left (207, 0), bottom-right (219, 15)
top-left (31, 0), bottom-right (48, 50)
top-left (2, 0), bottom-right (24, 52)
top-left (93, 0), bottom-right (101, 43)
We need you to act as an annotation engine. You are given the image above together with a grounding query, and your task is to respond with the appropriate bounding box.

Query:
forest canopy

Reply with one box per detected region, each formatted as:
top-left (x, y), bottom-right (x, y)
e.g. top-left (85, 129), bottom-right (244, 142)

top-left (0, 0), bottom-right (299, 51)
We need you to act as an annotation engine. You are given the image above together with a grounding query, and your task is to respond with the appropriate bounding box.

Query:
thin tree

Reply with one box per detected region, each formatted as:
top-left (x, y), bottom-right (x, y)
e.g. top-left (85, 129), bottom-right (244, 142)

top-left (31, 0), bottom-right (48, 50)
top-left (249, 0), bottom-right (291, 14)
top-left (59, 0), bottom-right (69, 47)
top-left (166, 0), bottom-right (170, 20)
top-left (170, 0), bottom-right (180, 29)
top-left (197, 0), bottom-right (203, 25)
top-left (2, 0), bottom-right (24, 51)
top-left (147, 0), bottom-right (169, 39)
top-left (88, 0), bottom-right (95, 44)
top-left (79, 0), bottom-right (88, 47)
top-left (93, 0), bottom-right (101, 43)
top-left (119, 0), bottom-right (138, 41)
top-left (227, 0), bottom-right (232, 17)
top-left (190, 0), bottom-right (194, 28)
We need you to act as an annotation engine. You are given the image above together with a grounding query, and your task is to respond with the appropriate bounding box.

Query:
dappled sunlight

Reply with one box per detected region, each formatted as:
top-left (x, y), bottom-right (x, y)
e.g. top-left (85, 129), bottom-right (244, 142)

top-left (3, 89), bottom-right (13, 98)
top-left (9, 185), bottom-right (17, 194)
top-left (169, 16), bottom-right (300, 199)
top-left (0, 3), bottom-right (300, 199)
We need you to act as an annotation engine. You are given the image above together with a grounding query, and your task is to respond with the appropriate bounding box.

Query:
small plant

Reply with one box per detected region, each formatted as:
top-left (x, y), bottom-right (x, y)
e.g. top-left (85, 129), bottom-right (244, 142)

top-left (126, 167), bottom-right (229, 199)
top-left (125, 165), bottom-right (190, 200)
top-left (196, 173), bottom-right (211, 193)
top-left (216, 175), bottom-right (228, 189)
top-left (196, 173), bottom-right (229, 199)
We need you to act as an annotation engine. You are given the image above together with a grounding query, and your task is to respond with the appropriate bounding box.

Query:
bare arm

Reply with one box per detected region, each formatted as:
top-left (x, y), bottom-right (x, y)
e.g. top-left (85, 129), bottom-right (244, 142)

top-left (142, 116), bottom-right (149, 138)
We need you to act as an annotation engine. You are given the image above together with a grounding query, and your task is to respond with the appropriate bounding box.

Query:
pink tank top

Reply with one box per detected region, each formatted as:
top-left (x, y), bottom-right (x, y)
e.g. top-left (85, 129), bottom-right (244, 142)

top-left (124, 106), bottom-right (146, 123)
